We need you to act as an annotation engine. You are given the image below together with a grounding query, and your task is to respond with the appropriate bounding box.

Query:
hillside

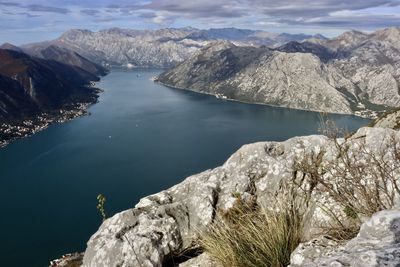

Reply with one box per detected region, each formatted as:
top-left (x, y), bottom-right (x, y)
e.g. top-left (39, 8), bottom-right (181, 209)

top-left (0, 49), bottom-right (104, 146)
top-left (157, 27), bottom-right (400, 116)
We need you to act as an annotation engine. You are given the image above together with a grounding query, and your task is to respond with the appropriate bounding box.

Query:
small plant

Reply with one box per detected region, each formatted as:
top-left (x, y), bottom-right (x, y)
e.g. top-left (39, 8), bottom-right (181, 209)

top-left (96, 194), bottom-right (107, 221)
top-left (343, 205), bottom-right (358, 220)
top-left (231, 192), bottom-right (242, 199)
top-left (200, 194), bottom-right (303, 267)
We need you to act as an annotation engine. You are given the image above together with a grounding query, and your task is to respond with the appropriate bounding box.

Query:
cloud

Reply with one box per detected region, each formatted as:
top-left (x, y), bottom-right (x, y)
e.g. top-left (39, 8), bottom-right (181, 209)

top-left (18, 12), bottom-right (41, 18)
top-left (81, 9), bottom-right (100, 16)
top-left (249, 0), bottom-right (399, 17)
top-left (114, 0), bottom-right (247, 19)
top-left (27, 4), bottom-right (70, 14)
top-left (0, 1), bottom-right (20, 6)
top-left (94, 17), bottom-right (117, 22)
top-left (2, 0), bottom-right (400, 45)
top-left (101, 0), bottom-right (400, 29)
top-left (302, 13), bottom-right (400, 28)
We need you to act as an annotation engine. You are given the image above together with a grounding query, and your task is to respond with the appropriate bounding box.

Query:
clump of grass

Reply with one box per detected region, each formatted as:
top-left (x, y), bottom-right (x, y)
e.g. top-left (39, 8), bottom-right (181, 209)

top-left (200, 197), bottom-right (303, 267)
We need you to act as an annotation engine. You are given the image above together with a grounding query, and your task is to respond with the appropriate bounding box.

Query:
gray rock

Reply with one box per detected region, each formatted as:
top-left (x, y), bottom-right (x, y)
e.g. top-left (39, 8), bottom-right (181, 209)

top-left (372, 109), bottom-right (400, 130)
top-left (82, 127), bottom-right (400, 267)
top-left (178, 253), bottom-right (218, 267)
top-left (289, 207), bottom-right (400, 267)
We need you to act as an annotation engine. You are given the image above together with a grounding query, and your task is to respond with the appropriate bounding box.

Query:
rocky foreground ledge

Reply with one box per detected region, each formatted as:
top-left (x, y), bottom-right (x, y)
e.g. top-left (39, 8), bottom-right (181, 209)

top-left (78, 123), bottom-right (400, 267)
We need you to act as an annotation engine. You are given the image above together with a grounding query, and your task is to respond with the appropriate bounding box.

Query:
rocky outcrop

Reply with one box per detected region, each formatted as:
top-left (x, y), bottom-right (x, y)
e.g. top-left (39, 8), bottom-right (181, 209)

top-left (49, 253), bottom-right (83, 267)
top-left (178, 253), bottom-right (217, 267)
top-left (372, 109), bottom-right (400, 130)
top-left (157, 27), bottom-right (400, 116)
top-left (82, 126), bottom-right (400, 267)
top-left (289, 207), bottom-right (400, 267)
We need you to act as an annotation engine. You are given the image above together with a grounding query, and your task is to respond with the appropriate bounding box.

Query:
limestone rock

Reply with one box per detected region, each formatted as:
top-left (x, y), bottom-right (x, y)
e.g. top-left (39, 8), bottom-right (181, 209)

top-left (178, 253), bottom-right (218, 267)
top-left (82, 127), bottom-right (400, 267)
top-left (289, 207), bottom-right (400, 267)
top-left (373, 109), bottom-right (400, 130)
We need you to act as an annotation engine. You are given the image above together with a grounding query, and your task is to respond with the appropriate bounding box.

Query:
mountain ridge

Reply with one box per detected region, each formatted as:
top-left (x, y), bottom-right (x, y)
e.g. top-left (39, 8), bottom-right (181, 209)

top-left (20, 27), bottom-right (326, 68)
top-left (156, 26), bottom-right (400, 117)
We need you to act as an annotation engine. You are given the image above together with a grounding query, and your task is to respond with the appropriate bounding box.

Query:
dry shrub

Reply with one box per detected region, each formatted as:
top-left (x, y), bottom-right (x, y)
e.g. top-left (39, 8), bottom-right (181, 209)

top-left (200, 194), bottom-right (303, 267)
top-left (295, 118), bottom-right (400, 239)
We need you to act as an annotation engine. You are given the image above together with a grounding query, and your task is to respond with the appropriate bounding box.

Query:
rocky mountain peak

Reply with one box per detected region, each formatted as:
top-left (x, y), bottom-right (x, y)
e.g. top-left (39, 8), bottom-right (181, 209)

top-left (60, 29), bottom-right (94, 40)
top-left (372, 27), bottom-right (400, 47)
top-left (203, 40), bottom-right (237, 52)
top-left (332, 30), bottom-right (369, 47)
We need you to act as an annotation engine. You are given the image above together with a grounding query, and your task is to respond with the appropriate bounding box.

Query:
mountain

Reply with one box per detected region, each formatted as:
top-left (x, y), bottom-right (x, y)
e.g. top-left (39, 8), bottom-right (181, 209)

top-left (38, 45), bottom-right (108, 76)
top-left (0, 43), bottom-right (23, 53)
top-left (157, 27), bottom-right (400, 116)
top-left (0, 74), bottom-right (38, 119)
top-left (21, 27), bottom-right (326, 68)
top-left (156, 43), bottom-right (353, 114)
top-left (185, 28), bottom-right (324, 46)
top-left (275, 41), bottom-right (335, 62)
top-left (0, 48), bottom-right (105, 146)
top-left (0, 49), bottom-right (101, 121)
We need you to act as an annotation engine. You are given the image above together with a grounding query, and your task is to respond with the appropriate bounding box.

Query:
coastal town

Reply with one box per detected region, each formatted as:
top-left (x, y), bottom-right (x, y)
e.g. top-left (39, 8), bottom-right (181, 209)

top-left (0, 103), bottom-right (91, 148)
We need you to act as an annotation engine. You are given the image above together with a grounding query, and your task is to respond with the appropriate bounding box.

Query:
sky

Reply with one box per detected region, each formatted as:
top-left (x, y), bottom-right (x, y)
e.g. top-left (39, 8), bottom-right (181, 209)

top-left (1, 0), bottom-right (400, 45)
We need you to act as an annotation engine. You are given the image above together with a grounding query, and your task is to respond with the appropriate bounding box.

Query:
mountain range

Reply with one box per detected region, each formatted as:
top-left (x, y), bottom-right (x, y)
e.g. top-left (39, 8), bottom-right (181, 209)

top-left (156, 27), bottom-right (400, 116)
top-left (1, 26), bottom-right (400, 146)
top-left (19, 27), bottom-right (325, 68)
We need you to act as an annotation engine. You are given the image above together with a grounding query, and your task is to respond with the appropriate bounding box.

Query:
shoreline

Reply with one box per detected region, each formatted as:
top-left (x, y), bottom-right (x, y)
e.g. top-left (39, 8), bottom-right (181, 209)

top-left (154, 79), bottom-right (379, 119)
top-left (0, 87), bottom-right (103, 149)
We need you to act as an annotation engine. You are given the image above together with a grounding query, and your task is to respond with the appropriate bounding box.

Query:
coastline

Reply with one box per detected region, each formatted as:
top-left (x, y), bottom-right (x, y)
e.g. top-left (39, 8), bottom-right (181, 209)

top-left (154, 79), bottom-right (380, 119)
top-left (0, 87), bottom-right (103, 149)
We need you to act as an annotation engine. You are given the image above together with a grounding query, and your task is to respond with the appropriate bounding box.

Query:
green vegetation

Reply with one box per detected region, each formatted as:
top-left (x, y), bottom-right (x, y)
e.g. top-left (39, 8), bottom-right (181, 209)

top-left (96, 194), bottom-right (107, 221)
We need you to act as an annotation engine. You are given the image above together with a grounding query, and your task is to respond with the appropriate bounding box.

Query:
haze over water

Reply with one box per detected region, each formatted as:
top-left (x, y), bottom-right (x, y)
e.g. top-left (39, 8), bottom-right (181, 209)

top-left (0, 69), bottom-right (370, 267)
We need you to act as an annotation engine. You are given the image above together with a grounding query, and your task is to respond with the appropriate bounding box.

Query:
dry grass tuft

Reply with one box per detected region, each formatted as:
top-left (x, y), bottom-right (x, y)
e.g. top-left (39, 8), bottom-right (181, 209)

top-left (200, 197), bottom-right (303, 267)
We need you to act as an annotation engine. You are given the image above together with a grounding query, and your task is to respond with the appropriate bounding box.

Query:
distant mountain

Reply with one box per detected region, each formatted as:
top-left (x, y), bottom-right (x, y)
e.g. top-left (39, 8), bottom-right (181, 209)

top-left (39, 45), bottom-right (108, 76)
top-left (156, 27), bottom-right (400, 116)
top-left (156, 43), bottom-right (353, 114)
top-left (0, 43), bottom-right (23, 53)
top-left (21, 27), bottom-right (326, 68)
top-left (275, 41), bottom-right (335, 62)
top-left (0, 49), bottom-right (101, 121)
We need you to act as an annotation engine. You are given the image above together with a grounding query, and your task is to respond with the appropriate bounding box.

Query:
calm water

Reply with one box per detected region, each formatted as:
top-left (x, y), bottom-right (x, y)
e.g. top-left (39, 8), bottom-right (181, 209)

top-left (0, 69), bottom-right (369, 266)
